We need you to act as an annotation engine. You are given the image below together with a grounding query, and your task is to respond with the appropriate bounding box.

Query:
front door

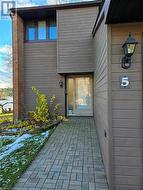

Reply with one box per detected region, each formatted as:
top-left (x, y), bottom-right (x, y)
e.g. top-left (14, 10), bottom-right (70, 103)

top-left (67, 75), bottom-right (93, 116)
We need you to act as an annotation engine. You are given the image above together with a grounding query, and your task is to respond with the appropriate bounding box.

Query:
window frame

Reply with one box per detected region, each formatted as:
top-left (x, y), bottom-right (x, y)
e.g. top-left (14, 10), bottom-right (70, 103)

top-left (25, 21), bottom-right (36, 42)
top-left (25, 20), bottom-right (57, 42)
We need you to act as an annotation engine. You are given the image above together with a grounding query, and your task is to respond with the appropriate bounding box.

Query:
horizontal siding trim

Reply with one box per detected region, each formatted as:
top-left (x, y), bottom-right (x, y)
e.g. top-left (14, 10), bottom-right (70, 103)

top-left (113, 147), bottom-right (143, 157)
top-left (57, 7), bottom-right (98, 73)
top-left (113, 166), bottom-right (143, 176)
top-left (113, 156), bottom-right (143, 167)
top-left (113, 128), bottom-right (143, 138)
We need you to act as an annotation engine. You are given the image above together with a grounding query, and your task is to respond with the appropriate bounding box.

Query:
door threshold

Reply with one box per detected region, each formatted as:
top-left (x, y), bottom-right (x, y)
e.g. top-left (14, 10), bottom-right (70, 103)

top-left (67, 115), bottom-right (94, 117)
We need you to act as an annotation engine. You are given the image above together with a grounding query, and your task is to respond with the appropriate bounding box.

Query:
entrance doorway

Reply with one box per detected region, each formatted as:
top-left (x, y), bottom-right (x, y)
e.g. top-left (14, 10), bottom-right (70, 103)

top-left (67, 75), bottom-right (93, 116)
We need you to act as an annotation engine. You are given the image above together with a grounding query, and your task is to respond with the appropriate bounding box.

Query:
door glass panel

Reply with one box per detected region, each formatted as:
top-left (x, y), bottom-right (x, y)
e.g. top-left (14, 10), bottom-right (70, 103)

top-left (68, 78), bottom-right (74, 115)
top-left (67, 76), bottom-right (93, 116)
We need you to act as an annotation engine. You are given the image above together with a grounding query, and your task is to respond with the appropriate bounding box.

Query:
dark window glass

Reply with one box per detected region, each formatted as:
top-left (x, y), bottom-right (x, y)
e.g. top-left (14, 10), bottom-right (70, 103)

top-left (38, 21), bottom-right (46, 40)
top-left (26, 22), bottom-right (35, 41)
top-left (49, 21), bottom-right (57, 40)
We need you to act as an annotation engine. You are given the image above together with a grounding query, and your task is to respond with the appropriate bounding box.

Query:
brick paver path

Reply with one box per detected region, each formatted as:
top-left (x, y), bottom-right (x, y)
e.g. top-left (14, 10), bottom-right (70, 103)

top-left (13, 117), bottom-right (109, 190)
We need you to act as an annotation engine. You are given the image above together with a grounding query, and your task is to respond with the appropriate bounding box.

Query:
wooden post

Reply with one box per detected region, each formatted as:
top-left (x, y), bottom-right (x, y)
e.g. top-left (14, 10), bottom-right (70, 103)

top-left (12, 13), bottom-right (24, 120)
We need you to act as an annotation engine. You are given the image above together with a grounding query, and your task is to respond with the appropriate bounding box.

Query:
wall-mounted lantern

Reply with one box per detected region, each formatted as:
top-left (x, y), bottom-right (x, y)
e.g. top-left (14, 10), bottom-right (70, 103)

top-left (59, 80), bottom-right (64, 88)
top-left (122, 33), bottom-right (138, 69)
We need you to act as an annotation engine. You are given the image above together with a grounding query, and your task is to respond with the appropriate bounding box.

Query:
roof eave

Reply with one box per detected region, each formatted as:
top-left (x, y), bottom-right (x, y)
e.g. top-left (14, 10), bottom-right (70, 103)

top-left (92, 0), bottom-right (111, 37)
top-left (10, 0), bottom-right (102, 13)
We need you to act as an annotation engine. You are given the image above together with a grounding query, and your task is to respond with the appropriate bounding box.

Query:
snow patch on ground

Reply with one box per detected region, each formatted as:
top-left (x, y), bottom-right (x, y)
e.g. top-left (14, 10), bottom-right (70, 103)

top-left (0, 134), bottom-right (32, 161)
top-left (0, 131), bottom-right (49, 161)
top-left (0, 135), bottom-right (17, 140)
top-left (42, 131), bottom-right (49, 138)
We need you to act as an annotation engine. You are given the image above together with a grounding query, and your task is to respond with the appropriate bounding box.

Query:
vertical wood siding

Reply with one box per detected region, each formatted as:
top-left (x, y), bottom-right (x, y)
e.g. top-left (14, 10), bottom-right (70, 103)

top-left (24, 42), bottom-right (65, 114)
top-left (93, 20), bottom-right (111, 187)
top-left (57, 7), bottom-right (98, 73)
top-left (111, 23), bottom-right (143, 190)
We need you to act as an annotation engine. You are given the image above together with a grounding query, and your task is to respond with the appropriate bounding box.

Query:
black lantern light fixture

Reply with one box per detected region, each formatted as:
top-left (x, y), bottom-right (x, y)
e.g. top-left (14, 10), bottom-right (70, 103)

top-left (59, 80), bottom-right (63, 88)
top-left (122, 33), bottom-right (138, 69)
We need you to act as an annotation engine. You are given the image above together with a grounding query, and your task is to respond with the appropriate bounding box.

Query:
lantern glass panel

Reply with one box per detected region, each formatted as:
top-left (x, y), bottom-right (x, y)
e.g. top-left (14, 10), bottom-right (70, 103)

top-left (127, 44), bottom-right (136, 55)
top-left (123, 44), bottom-right (128, 55)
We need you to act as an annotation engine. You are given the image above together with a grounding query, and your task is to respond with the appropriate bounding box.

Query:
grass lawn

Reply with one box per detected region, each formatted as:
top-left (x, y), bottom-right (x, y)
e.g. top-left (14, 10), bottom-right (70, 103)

top-left (0, 113), bottom-right (13, 124)
top-left (0, 128), bottom-right (54, 189)
top-left (0, 87), bottom-right (64, 189)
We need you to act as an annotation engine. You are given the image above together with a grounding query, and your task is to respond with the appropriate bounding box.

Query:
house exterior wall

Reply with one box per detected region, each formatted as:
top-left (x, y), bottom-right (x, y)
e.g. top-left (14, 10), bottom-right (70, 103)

top-left (57, 7), bottom-right (98, 73)
top-left (111, 23), bottom-right (143, 190)
top-left (23, 42), bottom-right (65, 115)
top-left (93, 19), bottom-right (112, 188)
top-left (12, 13), bottom-right (24, 120)
top-left (12, 5), bottom-right (99, 118)
top-left (12, 4), bottom-right (143, 190)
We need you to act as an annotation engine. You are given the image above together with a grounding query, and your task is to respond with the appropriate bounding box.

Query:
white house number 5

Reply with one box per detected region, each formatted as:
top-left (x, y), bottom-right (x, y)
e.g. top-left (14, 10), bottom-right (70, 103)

top-left (120, 76), bottom-right (130, 88)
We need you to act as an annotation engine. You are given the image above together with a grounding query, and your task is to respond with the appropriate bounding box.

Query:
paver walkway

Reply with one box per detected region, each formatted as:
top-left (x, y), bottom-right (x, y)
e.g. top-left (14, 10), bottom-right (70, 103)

top-left (13, 117), bottom-right (109, 190)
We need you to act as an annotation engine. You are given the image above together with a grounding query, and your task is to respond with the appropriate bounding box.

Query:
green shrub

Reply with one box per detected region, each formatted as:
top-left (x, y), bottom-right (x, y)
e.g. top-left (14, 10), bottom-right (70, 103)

top-left (31, 86), bottom-right (49, 126)
top-left (30, 87), bottom-right (64, 126)
top-left (49, 95), bottom-right (62, 121)
top-left (0, 87), bottom-right (65, 134)
top-left (0, 113), bottom-right (13, 124)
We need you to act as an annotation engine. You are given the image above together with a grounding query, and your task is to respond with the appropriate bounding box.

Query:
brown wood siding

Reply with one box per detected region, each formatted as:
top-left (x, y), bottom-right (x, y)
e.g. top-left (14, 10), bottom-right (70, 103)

top-left (111, 23), bottom-right (143, 190)
top-left (24, 42), bottom-right (65, 114)
top-left (57, 7), bottom-right (98, 73)
top-left (93, 19), bottom-right (112, 188)
top-left (12, 14), bottom-right (24, 120)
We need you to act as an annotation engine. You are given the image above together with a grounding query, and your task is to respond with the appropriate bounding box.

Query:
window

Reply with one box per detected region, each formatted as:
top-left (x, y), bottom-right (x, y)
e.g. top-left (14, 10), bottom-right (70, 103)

top-left (49, 21), bottom-right (57, 40)
top-left (26, 21), bottom-right (35, 41)
top-left (25, 20), bottom-right (57, 42)
top-left (38, 21), bottom-right (46, 40)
